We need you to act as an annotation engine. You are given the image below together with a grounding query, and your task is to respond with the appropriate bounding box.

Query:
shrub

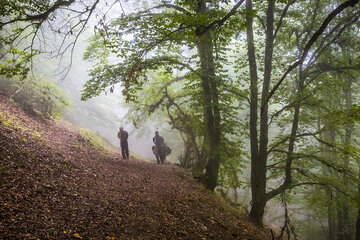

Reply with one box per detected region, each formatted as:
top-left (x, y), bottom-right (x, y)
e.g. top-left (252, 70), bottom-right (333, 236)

top-left (0, 75), bottom-right (70, 118)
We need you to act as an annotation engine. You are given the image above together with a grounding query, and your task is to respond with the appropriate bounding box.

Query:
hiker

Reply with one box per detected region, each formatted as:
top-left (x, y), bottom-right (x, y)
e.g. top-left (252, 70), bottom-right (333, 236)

top-left (152, 143), bottom-right (171, 164)
top-left (117, 127), bottom-right (129, 159)
top-left (152, 145), bottom-right (160, 164)
top-left (152, 131), bottom-right (166, 164)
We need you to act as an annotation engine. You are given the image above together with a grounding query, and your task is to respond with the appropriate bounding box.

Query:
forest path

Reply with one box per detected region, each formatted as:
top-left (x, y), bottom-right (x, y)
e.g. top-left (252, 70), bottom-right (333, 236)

top-left (0, 96), bottom-right (269, 239)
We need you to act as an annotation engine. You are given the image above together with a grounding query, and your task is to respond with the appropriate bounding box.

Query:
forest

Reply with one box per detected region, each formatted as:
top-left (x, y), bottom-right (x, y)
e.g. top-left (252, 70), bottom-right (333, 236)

top-left (1, 0), bottom-right (360, 239)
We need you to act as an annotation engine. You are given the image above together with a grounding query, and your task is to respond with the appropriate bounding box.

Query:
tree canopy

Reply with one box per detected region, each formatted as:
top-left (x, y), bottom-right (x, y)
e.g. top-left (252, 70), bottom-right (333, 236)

top-left (1, 0), bottom-right (360, 238)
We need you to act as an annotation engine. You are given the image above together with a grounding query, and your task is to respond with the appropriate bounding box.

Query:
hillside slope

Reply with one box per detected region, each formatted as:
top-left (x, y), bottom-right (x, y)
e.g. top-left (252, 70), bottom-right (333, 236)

top-left (0, 96), bottom-right (269, 240)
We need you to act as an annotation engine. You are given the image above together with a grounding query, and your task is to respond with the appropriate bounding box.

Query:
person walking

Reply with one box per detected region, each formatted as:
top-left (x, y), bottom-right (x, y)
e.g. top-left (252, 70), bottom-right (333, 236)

top-left (152, 145), bottom-right (160, 164)
top-left (117, 127), bottom-right (129, 159)
top-left (153, 131), bottom-right (165, 164)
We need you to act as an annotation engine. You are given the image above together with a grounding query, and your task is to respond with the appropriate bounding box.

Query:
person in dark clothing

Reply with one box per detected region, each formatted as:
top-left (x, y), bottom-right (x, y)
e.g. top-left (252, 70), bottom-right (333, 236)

top-left (152, 145), bottom-right (160, 164)
top-left (117, 127), bottom-right (129, 159)
top-left (153, 131), bottom-right (165, 164)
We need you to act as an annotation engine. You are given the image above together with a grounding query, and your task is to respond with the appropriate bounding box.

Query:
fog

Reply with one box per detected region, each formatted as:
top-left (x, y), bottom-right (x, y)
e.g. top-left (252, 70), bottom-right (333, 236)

top-left (32, 23), bottom-right (303, 240)
top-left (31, 2), bottom-right (184, 163)
top-left (36, 18), bottom-right (298, 232)
top-left (22, 2), bottom-right (358, 239)
top-left (58, 37), bottom-right (183, 162)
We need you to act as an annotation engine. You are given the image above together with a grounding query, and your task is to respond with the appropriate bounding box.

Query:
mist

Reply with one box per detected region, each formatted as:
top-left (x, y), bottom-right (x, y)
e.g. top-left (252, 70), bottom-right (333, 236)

top-left (41, 36), bottom-right (182, 163)
top-left (2, 0), bottom-right (359, 239)
top-left (20, 0), bottom-right (183, 163)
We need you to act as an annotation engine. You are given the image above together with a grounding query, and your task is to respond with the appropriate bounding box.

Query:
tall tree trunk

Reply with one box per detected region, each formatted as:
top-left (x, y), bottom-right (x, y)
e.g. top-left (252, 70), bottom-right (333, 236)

top-left (328, 129), bottom-right (338, 240)
top-left (337, 192), bottom-right (344, 240)
top-left (325, 130), bottom-right (337, 240)
top-left (327, 184), bottom-right (336, 240)
top-left (356, 179), bottom-right (360, 240)
top-left (196, 0), bottom-right (221, 191)
top-left (245, 0), bottom-right (359, 228)
top-left (341, 78), bottom-right (352, 240)
top-left (249, 0), bottom-right (275, 226)
top-left (319, 117), bottom-right (337, 240)
top-left (245, 0), bottom-right (259, 165)
top-left (337, 77), bottom-right (353, 240)
top-left (246, 0), bottom-right (261, 224)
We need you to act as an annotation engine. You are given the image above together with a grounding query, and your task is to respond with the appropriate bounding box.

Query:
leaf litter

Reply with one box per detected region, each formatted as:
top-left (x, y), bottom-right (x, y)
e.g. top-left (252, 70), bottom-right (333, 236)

top-left (0, 96), bottom-right (270, 239)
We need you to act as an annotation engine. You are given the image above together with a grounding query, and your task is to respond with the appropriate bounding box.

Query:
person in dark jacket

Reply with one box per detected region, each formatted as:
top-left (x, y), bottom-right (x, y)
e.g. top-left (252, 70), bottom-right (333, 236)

top-left (117, 127), bottom-right (129, 159)
top-left (153, 131), bottom-right (165, 164)
top-left (152, 145), bottom-right (160, 164)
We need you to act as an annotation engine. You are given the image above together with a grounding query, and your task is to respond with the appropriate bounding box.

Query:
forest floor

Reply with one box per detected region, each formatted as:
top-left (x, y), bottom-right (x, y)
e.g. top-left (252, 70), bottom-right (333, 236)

top-left (0, 96), bottom-right (270, 240)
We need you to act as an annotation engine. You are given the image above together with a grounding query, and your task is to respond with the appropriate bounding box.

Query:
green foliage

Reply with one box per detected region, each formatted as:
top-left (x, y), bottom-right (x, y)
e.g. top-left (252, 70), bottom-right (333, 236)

top-left (218, 138), bottom-right (246, 189)
top-left (0, 0), bottom-right (47, 80)
top-left (122, 67), bottom-right (246, 185)
top-left (81, 0), bottom-right (251, 188)
top-left (79, 128), bottom-right (118, 154)
top-left (0, 75), bottom-right (70, 118)
top-left (82, 0), bottom-right (247, 101)
top-left (0, 110), bottom-right (44, 143)
top-left (325, 104), bottom-right (360, 126)
top-left (80, 0), bottom-right (360, 234)
top-left (0, 48), bottom-right (40, 80)
top-left (0, 0), bottom-right (50, 19)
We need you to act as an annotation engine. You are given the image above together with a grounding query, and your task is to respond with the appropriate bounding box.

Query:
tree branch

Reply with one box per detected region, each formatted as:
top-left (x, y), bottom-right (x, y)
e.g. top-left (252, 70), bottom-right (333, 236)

top-left (268, 132), bottom-right (318, 155)
top-left (273, 0), bottom-right (298, 40)
top-left (255, 15), bottom-right (266, 30)
top-left (263, 0), bottom-right (359, 112)
top-left (197, 0), bottom-right (246, 35)
top-left (223, 86), bottom-right (250, 104)
top-left (0, 0), bottom-right (76, 28)
top-left (152, 4), bottom-right (191, 14)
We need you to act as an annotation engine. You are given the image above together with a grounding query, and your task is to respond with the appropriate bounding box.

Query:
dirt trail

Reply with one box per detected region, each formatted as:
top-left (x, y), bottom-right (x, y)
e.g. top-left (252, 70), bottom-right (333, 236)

top-left (0, 97), bottom-right (269, 239)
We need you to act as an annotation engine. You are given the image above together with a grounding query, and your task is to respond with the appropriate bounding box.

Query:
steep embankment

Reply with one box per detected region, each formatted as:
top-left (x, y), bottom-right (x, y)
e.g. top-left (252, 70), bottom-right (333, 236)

top-left (0, 96), bottom-right (269, 240)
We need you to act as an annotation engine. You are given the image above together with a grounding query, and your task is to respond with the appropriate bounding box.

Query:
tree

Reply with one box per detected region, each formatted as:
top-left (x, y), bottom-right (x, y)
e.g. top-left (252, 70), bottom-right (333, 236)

top-left (1, 0), bottom-right (360, 234)
top-left (0, 74), bottom-right (70, 118)
top-left (0, 0), bottom-right (103, 77)
top-left (257, 10), bottom-right (360, 237)
top-left (82, 0), bottom-right (247, 190)
top-left (244, 0), bottom-right (359, 226)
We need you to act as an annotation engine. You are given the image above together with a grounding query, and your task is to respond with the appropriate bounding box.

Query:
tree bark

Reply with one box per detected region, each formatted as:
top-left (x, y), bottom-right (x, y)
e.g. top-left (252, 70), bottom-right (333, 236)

top-left (246, 0), bottom-right (259, 167)
top-left (356, 182), bottom-right (360, 240)
top-left (327, 185), bottom-right (336, 240)
top-left (249, 0), bottom-right (275, 226)
top-left (328, 129), bottom-right (338, 240)
top-left (246, 0), bottom-right (261, 225)
top-left (325, 130), bottom-right (337, 240)
top-left (339, 77), bottom-right (352, 240)
top-left (337, 192), bottom-right (344, 240)
top-left (196, 0), bottom-right (221, 191)
top-left (319, 116), bottom-right (337, 240)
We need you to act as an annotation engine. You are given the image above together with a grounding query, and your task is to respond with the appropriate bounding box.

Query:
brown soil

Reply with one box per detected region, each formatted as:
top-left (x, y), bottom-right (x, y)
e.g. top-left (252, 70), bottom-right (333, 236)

top-left (0, 96), bottom-right (270, 240)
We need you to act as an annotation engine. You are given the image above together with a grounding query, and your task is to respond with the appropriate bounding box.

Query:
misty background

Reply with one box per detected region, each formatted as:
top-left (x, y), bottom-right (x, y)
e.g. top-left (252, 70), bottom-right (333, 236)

top-left (8, 1), bottom-right (357, 239)
top-left (31, 2), bottom-right (184, 163)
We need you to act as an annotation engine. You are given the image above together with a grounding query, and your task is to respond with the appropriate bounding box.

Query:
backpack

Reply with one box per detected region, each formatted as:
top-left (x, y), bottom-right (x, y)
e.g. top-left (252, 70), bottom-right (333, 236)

top-left (164, 144), bottom-right (172, 156)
